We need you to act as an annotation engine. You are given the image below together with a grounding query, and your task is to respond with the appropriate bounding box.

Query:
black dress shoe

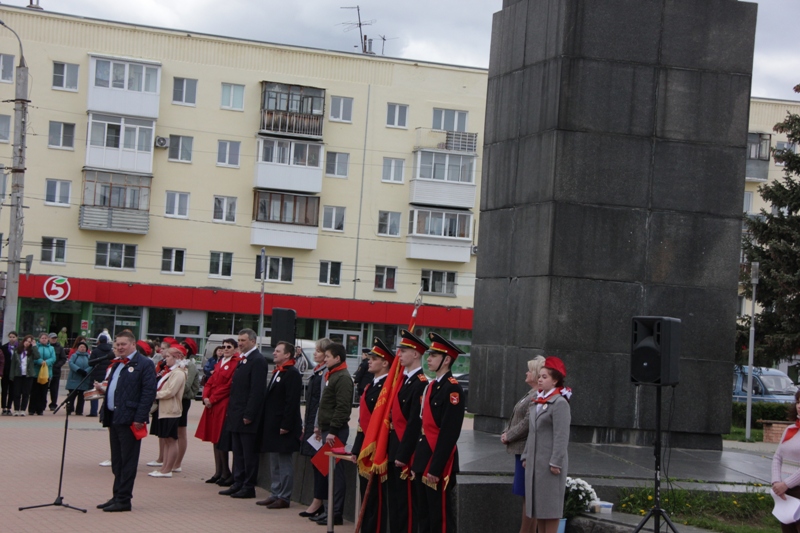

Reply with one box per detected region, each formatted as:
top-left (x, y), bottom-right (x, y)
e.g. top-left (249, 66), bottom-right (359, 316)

top-left (230, 488), bottom-right (256, 499)
top-left (217, 477), bottom-right (234, 487)
top-left (317, 516), bottom-right (343, 526)
top-left (205, 475), bottom-right (220, 484)
top-left (299, 507), bottom-right (324, 518)
top-left (219, 486), bottom-right (242, 496)
top-left (267, 499), bottom-right (290, 509)
top-left (256, 496), bottom-right (278, 506)
top-left (103, 502), bottom-right (132, 512)
top-left (312, 512), bottom-right (327, 522)
top-left (96, 498), bottom-right (115, 509)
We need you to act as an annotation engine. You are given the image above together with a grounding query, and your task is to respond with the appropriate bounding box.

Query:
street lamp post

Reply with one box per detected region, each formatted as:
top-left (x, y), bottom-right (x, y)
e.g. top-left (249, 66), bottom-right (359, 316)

top-left (745, 261), bottom-right (760, 441)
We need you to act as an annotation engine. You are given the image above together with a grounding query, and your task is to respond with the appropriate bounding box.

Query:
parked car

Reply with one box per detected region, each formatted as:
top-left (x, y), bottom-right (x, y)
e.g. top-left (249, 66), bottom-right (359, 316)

top-left (732, 366), bottom-right (797, 403)
top-left (455, 373), bottom-right (469, 412)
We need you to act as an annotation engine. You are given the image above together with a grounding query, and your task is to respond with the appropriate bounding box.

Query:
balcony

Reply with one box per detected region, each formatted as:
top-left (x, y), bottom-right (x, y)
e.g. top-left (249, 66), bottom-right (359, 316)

top-left (260, 110), bottom-right (323, 139)
top-left (745, 158), bottom-right (768, 182)
top-left (254, 161), bottom-right (323, 194)
top-left (88, 55), bottom-right (161, 119)
top-left (250, 221), bottom-right (318, 249)
top-left (260, 82), bottom-right (325, 139)
top-left (415, 128), bottom-right (478, 154)
top-left (406, 235), bottom-right (472, 263)
top-left (86, 145), bottom-right (153, 175)
top-left (409, 178), bottom-right (476, 209)
top-left (79, 205), bottom-right (149, 234)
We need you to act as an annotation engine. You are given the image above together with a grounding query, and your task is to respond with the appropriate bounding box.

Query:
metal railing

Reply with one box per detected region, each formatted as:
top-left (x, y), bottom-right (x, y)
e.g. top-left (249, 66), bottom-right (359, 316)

top-left (260, 109), bottom-right (323, 138)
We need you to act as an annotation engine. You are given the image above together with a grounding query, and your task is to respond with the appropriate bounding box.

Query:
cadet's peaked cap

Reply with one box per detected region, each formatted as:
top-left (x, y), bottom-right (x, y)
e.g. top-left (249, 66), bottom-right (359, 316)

top-left (369, 337), bottom-right (394, 365)
top-left (398, 329), bottom-right (427, 354)
top-left (428, 332), bottom-right (464, 361)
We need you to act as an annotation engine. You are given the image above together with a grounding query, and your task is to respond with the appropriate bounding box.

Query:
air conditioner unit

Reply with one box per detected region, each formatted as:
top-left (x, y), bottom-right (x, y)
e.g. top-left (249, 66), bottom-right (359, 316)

top-left (471, 245), bottom-right (478, 256)
top-left (154, 136), bottom-right (170, 149)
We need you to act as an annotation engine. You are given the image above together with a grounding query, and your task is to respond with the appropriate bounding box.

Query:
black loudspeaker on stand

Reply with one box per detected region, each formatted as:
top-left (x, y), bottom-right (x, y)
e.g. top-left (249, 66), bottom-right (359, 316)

top-left (271, 307), bottom-right (297, 348)
top-left (630, 316), bottom-right (681, 533)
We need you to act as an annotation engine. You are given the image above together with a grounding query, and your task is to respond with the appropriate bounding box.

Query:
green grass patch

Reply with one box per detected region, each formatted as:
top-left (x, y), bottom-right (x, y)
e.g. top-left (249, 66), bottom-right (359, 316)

top-left (618, 486), bottom-right (779, 533)
top-left (722, 426), bottom-right (764, 442)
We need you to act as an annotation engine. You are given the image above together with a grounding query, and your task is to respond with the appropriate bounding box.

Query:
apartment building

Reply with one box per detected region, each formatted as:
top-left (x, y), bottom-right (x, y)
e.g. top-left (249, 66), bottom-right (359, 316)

top-left (0, 5), bottom-right (485, 369)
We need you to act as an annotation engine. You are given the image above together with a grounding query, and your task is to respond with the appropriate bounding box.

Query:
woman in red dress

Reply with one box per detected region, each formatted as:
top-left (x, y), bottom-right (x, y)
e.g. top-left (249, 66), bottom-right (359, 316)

top-left (195, 338), bottom-right (239, 484)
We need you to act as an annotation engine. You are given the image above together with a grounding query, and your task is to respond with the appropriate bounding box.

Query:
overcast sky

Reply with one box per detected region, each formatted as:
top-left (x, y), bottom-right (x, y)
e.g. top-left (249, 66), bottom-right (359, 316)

top-left (7, 0), bottom-right (800, 100)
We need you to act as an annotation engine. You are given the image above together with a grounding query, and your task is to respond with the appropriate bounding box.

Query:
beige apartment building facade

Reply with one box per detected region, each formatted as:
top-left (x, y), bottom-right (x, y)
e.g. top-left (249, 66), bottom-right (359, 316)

top-left (0, 5), bottom-right (485, 369)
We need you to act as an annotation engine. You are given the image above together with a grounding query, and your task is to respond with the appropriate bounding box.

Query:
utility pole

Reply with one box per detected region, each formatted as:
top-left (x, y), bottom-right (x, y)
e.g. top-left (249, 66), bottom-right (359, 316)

top-left (257, 247), bottom-right (266, 352)
top-left (745, 261), bottom-right (759, 441)
top-left (0, 19), bottom-right (28, 340)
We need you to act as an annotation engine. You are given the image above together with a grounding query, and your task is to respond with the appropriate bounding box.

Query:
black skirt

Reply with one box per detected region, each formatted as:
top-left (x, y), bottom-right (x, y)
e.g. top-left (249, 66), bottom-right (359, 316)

top-left (152, 414), bottom-right (179, 440)
top-left (178, 398), bottom-right (191, 427)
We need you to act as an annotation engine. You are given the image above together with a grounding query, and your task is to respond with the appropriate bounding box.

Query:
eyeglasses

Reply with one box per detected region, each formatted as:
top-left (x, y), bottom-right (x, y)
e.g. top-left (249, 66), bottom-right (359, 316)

top-left (222, 345), bottom-right (233, 349)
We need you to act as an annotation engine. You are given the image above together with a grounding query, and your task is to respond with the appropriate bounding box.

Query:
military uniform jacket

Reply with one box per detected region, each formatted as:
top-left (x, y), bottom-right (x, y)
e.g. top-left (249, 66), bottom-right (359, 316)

top-left (223, 348), bottom-right (268, 434)
top-left (351, 375), bottom-right (387, 458)
top-left (411, 371), bottom-right (465, 479)
top-left (388, 368), bottom-right (428, 464)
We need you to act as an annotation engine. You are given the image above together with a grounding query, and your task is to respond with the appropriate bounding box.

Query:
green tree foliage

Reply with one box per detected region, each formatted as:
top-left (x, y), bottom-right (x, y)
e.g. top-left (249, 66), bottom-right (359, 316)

top-left (740, 84), bottom-right (800, 366)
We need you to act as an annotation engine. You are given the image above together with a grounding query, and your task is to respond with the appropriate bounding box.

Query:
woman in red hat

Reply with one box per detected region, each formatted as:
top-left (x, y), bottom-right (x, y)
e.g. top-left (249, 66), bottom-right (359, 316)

top-left (522, 356), bottom-right (571, 533)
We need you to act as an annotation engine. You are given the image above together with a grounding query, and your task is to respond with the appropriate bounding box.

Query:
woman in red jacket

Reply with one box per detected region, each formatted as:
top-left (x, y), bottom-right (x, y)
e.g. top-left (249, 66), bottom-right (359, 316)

top-left (195, 338), bottom-right (239, 485)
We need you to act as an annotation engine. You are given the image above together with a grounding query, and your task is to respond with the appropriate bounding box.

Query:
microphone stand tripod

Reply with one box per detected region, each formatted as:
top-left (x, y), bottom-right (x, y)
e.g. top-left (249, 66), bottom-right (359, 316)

top-left (19, 368), bottom-right (98, 513)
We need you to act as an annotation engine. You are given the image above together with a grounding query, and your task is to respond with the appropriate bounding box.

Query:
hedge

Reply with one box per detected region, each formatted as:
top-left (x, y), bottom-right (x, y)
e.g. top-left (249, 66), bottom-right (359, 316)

top-left (731, 401), bottom-right (794, 428)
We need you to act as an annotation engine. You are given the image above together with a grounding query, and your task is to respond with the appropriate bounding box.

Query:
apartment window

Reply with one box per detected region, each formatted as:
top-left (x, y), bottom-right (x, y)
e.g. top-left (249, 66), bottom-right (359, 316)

top-left (775, 141), bottom-right (797, 166)
top-left (292, 142), bottom-right (322, 167)
top-left (254, 192), bottom-right (320, 226)
top-left (45, 179), bottom-right (71, 206)
top-left (374, 266), bottom-right (396, 291)
top-left (330, 96), bottom-right (353, 122)
top-left (263, 83), bottom-right (324, 115)
top-left (319, 261), bottom-right (341, 286)
top-left (95, 242), bottom-right (136, 269)
top-left (418, 151), bottom-right (475, 183)
top-left (747, 133), bottom-right (771, 161)
top-left (255, 256), bottom-right (293, 282)
top-left (122, 118), bottom-right (153, 153)
top-left (382, 158), bottom-right (404, 183)
top-left (165, 191), bottom-right (189, 218)
top-left (378, 211), bottom-right (401, 236)
top-left (743, 191), bottom-right (753, 214)
top-left (322, 206), bottom-right (345, 231)
top-left (259, 138), bottom-right (290, 164)
top-left (82, 171), bottom-right (151, 210)
top-left (169, 135), bottom-right (193, 162)
top-left (408, 209), bottom-right (472, 239)
top-left (386, 103), bottom-right (408, 128)
top-left (0, 115), bottom-right (10, 142)
top-left (209, 251), bottom-right (233, 278)
top-left (173, 77), bottom-right (197, 105)
top-left (0, 54), bottom-right (13, 82)
top-left (52, 62), bottom-right (79, 90)
top-left (94, 59), bottom-right (158, 93)
top-left (213, 196), bottom-right (237, 223)
top-left (90, 114), bottom-right (154, 154)
top-left (421, 270), bottom-right (456, 296)
top-left (325, 152), bottom-right (349, 177)
top-left (41, 237), bottom-right (66, 264)
top-left (221, 83), bottom-right (245, 110)
top-left (217, 140), bottom-right (241, 167)
top-left (432, 108), bottom-right (467, 132)
top-left (161, 248), bottom-right (185, 274)
top-left (48, 121), bottom-right (75, 149)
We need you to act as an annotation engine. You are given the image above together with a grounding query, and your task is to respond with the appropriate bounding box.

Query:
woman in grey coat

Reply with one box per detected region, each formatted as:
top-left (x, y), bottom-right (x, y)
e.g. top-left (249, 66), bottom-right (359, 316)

top-left (502, 356), bottom-right (545, 533)
top-left (523, 357), bottom-right (571, 533)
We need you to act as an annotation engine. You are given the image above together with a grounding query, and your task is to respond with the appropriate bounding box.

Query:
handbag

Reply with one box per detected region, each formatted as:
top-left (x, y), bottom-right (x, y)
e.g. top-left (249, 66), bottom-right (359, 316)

top-left (37, 362), bottom-right (49, 385)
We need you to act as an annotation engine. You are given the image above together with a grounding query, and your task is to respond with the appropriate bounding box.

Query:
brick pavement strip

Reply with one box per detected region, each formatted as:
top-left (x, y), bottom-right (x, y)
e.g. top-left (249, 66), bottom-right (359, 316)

top-left (0, 396), bottom-right (355, 533)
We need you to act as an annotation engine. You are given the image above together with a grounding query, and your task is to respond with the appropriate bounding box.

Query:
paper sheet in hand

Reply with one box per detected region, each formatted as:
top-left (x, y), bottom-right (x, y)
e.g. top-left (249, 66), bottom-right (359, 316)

top-left (772, 489), bottom-right (800, 524)
top-left (306, 434), bottom-right (323, 451)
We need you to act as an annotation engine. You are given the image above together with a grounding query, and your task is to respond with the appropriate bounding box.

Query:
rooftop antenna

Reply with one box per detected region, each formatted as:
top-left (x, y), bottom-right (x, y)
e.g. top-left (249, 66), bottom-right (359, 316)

top-left (377, 34), bottom-right (398, 55)
top-left (340, 6), bottom-right (375, 53)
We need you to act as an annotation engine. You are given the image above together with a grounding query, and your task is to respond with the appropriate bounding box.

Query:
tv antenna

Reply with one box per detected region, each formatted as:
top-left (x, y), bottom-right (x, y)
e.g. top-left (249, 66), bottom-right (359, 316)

top-left (340, 6), bottom-right (375, 52)
top-left (377, 34), bottom-right (398, 55)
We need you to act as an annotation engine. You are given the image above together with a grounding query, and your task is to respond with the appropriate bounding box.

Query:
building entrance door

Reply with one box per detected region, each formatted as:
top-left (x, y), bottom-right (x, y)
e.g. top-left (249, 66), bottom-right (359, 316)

top-left (174, 310), bottom-right (206, 355)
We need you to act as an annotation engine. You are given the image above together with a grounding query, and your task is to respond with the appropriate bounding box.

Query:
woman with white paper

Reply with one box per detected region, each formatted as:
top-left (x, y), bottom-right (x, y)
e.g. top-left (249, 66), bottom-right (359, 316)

top-left (772, 390), bottom-right (800, 531)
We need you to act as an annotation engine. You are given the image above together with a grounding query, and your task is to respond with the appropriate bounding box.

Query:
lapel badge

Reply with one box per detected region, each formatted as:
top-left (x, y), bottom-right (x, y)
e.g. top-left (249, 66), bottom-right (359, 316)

top-left (276, 377), bottom-right (281, 382)
top-left (127, 366), bottom-right (134, 373)
top-left (241, 359), bottom-right (247, 365)
top-left (543, 404), bottom-right (548, 411)
top-left (224, 365), bottom-right (229, 370)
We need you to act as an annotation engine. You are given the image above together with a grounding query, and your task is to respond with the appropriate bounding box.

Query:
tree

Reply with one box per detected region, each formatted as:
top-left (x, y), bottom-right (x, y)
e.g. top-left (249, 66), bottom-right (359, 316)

top-left (740, 84), bottom-right (800, 366)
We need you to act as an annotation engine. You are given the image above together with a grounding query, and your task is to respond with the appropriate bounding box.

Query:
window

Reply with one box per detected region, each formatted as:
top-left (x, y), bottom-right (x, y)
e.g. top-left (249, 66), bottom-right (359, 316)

top-left (323, 206), bottom-right (345, 231)
top-left (263, 83), bottom-right (325, 115)
top-left (0, 54), bottom-right (13, 82)
top-left (217, 140), bottom-right (241, 167)
top-left (776, 141), bottom-right (797, 166)
top-left (421, 270), bottom-right (457, 296)
top-left (747, 133), bottom-right (770, 161)
top-left (378, 211), bottom-right (401, 236)
top-left (382, 158), bottom-right (404, 183)
top-left (168, 135), bottom-right (193, 162)
top-left (254, 192), bottom-right (320, 226)
top-left (173, 77), bottom-right (197, 105)
top-left (90, 114), bottom-right (153, 153)
top-left (408, 209), bottom-right (472, 239)
top-left (82, 171), bottom-right (151, 210)
top-left (738, 295), bottom-right (746, 317)
top-left (45, 179), bottom-right (71, 206)
top-left (213, 196), bottom-right (237, 223)
top-left (94, 59), bottom-right (158, 93)
top-left (259, 138), bottom-right (290, 164)
top-left (374, 266), bottom-right (396, 291)
top-left (161, 248), bottom-right (185, 273)
top-left (258, 138), bottom-right (322, 168)
top-left (48, 121), bottom-right (75, 149)
top-left (52, 62), bottom-right (79, 90)
top-left (319, 261), bottom-right (341, 286)
top-left (95, 242), bottom-right (136, 269)
top-left (165, 191), bottom-right (189, 218)
top-left (221, 83), bottom-right (245, 110)
top-left (210, 251), bottom-right (233, 278)
top-left (743, 191), bottom-right (753, 214)
top-left (292, 142), bottom-right (322, 167)
top-left (330, 96), bottom-right (353, 122)
top-left (325, 152), bottom-right (349, 177)
top-left (255, 256), bottom-right (293, 282)
top-left (0, 115), bottom-right (10, 143)
top-left (417, 151), bottom-right (475, 183)
top-left (432, 108), bottom-right (467, 132)
top-left (41, 237), bottom-right (66, 264)
top-left (386, 103), bottom-right (408, 128)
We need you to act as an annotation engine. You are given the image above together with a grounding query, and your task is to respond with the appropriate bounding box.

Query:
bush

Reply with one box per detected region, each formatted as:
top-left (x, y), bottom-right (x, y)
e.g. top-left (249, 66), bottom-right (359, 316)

top-left (731, 401), bottom-right (793, 428)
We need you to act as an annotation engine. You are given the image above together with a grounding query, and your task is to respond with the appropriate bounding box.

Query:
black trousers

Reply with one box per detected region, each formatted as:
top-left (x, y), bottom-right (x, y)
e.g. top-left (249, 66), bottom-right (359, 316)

top-left (66, 389), bottom-right (86, 415)
top-left (321, 427), bottom-right (349, 518)
top-left (417, 473), bottom-right (457, 533)
top-left (109, 423), bottom-right (142, 505)
top-left (312, 463), bottom-right (328, 500)
top-left (12, 377), bottom-right (33, 411)
top-left (230, 431), bottom-right (259, 490)
top-left (48, 368), bottom-right (63, 408)
top-left (359, 473), bottom-right (387, 533)
top-left (1, 375), bottom-right (12, 409)
top-left (30, 380), bottom-right (49, 414)
top-left (387, 462), bottom-right (417, 533)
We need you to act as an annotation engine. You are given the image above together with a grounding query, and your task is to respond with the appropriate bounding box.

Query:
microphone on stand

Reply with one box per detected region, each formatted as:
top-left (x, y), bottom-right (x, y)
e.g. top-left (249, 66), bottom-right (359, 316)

top-left (87, 352), bottom-right (114, 366)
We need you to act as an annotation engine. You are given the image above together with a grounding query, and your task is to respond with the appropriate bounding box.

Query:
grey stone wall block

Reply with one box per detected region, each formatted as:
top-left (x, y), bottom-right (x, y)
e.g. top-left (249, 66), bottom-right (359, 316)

top-left (481, 139), bottom-right (520, 211)
top-left (473, 277), bottom-right (513, 346)
top-left (468, 344), bottom-right (509, 418)
top-left (503, 347), bottom-right (548, 416)
top-left (476, 209), bottom-right (515, 278)
top-left (520, 60), bottom-right (562, 137)
top-left (516, 132), bottom-right (557, 204)
top-left (509, 276), bottom-right (552, 348)
top-left (490, 0), bottom-right (528, 78)
top-left (484, 76), bottom-right (499, 145)
top-left (511, 202), bottom-right (554, 277)
top-left (497, 71), bottom-right (525, 143)
top-left (524, 0), bottom-right (567, 65)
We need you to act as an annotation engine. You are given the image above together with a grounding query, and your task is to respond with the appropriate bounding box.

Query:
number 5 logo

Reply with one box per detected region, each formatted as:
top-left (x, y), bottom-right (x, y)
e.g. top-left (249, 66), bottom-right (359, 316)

top-left (44, 276), bottom-right (71, 303)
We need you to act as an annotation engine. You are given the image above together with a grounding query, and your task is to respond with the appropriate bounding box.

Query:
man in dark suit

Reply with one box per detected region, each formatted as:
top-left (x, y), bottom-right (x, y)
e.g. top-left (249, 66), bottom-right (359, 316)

top-left (95, 329), bottom-right (157, 512)
top-left (219, 328), bottom-right (267, 499)
top-left (257, 341), bottom-right (302, 509)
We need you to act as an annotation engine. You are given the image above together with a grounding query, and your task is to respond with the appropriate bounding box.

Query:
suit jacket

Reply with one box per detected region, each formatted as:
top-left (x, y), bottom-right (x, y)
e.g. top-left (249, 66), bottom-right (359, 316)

top-left (223, 348), bottom-right (268, 434)
top-left (351, 375), bottom-right (387, 457)
top-left (101, 352), bottom-right (157, 427)
top-left (388, 368), bottom-right (428, 464)
top-left (411, 371), bottom-right (465, 479)
top-left (260, 365), bottom-right (302, 453)
top-left (504, 389), bottom-right (536, 455)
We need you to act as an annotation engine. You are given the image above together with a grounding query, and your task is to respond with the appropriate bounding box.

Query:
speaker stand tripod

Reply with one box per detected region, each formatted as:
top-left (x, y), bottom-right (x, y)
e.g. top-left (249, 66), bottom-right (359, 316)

top-left (633, 385), bottom-right (678, 533)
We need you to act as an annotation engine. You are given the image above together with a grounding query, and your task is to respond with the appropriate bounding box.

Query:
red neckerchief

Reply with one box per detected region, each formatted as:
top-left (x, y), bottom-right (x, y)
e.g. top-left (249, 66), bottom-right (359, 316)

top-left (157, 367), bottom-right (172, 391)
top-left (783, 419), bottom-right (800, 443)
top-left (533, 387), bottom-right (571, 404)
top-left (313, 363), bottom-right (326, 373)
top-left (421, 376), bottom-right (457, 491)
top-left (325, 362), bottom-right (347, 383)
top-left (107, 357), bottom-right (130, 371)
top-left (155, 359), bottom-right (167, 375)
top-left (273, 357), bottom-right (296, 375)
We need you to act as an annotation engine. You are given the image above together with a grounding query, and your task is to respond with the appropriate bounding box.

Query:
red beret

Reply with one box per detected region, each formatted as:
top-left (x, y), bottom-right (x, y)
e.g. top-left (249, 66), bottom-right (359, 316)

top-left (544, 356), bottom-right (567, 379)
top-left (163, 337), bottom-right (177, 345)
top-left (182, 338), bottom-right (198, 355)
top-left (171, 344), bottom-right (188, 357)
top-left (136, 340), bottom-right (152, 357)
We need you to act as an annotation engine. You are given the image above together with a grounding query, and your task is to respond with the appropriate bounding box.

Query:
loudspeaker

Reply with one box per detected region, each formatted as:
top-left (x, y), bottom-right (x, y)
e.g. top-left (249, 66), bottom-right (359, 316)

top-left (631, 316), bottom-right (680, 386)
top-left (271, 308), bottom-right (296, 348)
